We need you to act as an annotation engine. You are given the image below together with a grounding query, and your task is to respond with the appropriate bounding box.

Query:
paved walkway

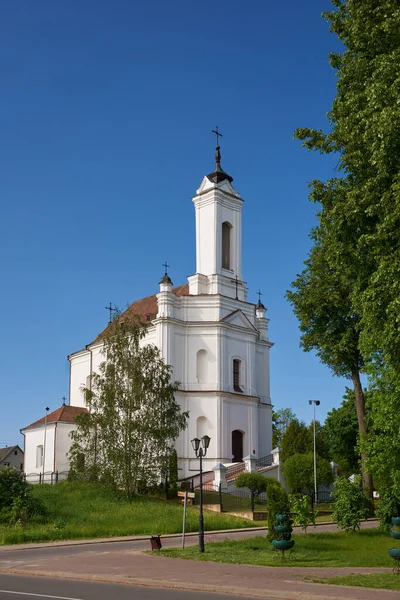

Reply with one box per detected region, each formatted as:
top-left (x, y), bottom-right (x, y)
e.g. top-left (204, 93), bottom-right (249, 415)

top-left (0, 520), bottom-right (397, 600)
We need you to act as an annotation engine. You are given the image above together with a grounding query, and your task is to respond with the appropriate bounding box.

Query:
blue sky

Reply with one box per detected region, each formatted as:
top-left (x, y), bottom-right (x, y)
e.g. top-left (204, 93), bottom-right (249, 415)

top-left (0, 1), bottom-right (347, 447)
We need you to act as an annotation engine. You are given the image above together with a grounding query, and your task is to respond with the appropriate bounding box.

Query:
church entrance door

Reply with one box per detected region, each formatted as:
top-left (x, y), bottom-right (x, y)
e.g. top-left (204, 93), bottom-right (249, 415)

top-left (232, 430), bottom-right (243, 463)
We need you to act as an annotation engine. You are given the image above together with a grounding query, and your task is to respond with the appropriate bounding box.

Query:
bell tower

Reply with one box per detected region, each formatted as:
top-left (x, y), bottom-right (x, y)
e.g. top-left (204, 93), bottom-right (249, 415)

top-left (188, 129), bottom-right (246, 300)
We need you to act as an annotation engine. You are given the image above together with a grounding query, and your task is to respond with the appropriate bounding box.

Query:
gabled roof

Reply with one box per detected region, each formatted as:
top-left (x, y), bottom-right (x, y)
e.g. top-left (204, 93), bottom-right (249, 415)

top-left (220, 309), bottom-right (257, 331)
top-left (0, 445), bottom-right (23, 462)
top-left (22, 405), bottom-right (88, 431)
top-left (90, 283), bottom-right (190, 345)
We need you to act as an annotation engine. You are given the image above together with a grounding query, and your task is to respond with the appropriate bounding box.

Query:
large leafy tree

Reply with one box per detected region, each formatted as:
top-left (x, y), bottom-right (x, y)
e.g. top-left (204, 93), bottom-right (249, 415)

top-left (295, 0), bottom-right (400, 364)
top-left (69, 315), bottom-right (188, 498)
top-left (286, 0), bottom-right (400, 498)
top-left (286, 240), bottom-right (372, 496)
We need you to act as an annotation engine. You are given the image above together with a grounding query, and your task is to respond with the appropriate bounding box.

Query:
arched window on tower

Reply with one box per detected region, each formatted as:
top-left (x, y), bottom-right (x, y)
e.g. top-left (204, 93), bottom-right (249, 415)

top-left (222, 222), bottom-right (232, 270)
top-left (196, 349), bottom-right (208, 383)
top-left (36, 445), bottom-right (43, 469)
top-left (196, 416), bottom-right (209, 439)
top-left (233, 359), bottom-right (243, 392)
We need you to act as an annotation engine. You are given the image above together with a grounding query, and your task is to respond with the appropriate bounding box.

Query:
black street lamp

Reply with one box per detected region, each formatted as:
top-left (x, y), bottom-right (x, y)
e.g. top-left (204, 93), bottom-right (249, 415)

top-left (191, 434), bottom-right (211, 553)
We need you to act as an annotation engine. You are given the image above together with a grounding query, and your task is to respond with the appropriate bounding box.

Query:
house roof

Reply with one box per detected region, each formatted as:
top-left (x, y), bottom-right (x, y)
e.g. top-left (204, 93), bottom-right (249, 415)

top-left (90, 283), bottom-right (190, 345)
top-left (22, 405), bottom-right (88, 431)
top-left (0, 445), bottom-right (23, 462)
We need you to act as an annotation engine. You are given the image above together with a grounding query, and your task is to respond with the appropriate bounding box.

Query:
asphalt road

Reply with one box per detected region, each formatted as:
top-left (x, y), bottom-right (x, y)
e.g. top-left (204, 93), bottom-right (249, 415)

top-left (0, 574), bottom-right (268, 600)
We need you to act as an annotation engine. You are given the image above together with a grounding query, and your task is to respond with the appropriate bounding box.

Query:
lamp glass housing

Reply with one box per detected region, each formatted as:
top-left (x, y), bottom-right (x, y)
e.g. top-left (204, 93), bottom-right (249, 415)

top-left (201, 435), bottom-right (211, 450)
top-left (191, 438), bottom-right (200, 452)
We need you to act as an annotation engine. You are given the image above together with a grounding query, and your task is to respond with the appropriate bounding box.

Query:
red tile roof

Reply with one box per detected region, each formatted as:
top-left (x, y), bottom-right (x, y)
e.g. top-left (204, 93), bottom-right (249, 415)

top-left (91, 283), bottom-right (189, 345)
top-left (22, 405), bottom-right (88, 430)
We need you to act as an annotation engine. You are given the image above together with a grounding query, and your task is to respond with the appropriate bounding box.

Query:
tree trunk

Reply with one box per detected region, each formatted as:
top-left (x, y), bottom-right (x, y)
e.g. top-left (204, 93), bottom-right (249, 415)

top-left (351, 370), bottom-right (373, 501)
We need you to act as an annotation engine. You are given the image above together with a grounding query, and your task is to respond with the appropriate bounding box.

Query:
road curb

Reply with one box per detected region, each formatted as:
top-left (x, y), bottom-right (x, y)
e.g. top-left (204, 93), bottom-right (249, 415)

top-left (0, 519), bottom-right (378, 552)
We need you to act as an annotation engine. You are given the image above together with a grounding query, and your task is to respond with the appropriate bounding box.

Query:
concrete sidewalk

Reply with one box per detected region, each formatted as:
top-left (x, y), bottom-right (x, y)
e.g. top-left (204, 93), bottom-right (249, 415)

top-left (1, 547), bottom-right (396, 600)
top-left (0, 519), bottom-right (397, 600)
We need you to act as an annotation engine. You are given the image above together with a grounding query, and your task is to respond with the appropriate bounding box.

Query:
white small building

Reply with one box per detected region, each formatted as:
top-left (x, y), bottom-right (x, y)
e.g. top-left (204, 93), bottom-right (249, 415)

top-left (21, 405), bottom-right (87, 481)
top-left (0, 445), bottom-right (24, 471)
top-left (22, 143), bottom-right (274, 480)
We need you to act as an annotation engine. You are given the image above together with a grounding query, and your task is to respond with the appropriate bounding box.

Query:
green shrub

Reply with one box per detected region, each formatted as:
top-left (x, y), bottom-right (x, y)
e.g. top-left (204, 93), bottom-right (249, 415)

top-left (9, 495), bottom-right (47, 524)
top-left (332, 475), bottom-right (369, 531)
top-left (0, 468), bottom-right (29, 510)
top-left (0, 468), bottom-right (47, 525)
top-left (376, 489), bottom-right (400, 531)
top-left (266, 481), bottom-right (290, 541)
top-left (289, 493), bottom-right (317, 532)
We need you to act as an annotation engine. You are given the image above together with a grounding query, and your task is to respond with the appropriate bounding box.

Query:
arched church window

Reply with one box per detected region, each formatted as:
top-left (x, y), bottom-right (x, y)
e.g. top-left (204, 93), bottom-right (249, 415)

top-left (233, 359), bottom-right (243, 392)
top-left (196, 416), bottom-right (209, 439)
top-left (36, 445), bottom-right (43, 469)
top-left (222, 222), bottom-right (232, 270)
top-left (196, 349), bottom-right (208, 382)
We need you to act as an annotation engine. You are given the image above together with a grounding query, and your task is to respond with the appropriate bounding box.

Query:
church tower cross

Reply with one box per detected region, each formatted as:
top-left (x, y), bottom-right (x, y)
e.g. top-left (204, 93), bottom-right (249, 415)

top-left (162, 261), bottom-right (170, 275)
top-left (105, 302), bottom-right (117, 324)
top-left (212, 126), bottom-right (223, 146)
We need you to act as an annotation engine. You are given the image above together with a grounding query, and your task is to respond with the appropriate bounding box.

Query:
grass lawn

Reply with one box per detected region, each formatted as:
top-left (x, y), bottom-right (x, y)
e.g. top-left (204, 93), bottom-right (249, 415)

top-left (0, 482), bottom-right (262, 545)
top-left (311, 574), bottom-right (400, 591)
top-left (160, 529), bottom-right (395, 569)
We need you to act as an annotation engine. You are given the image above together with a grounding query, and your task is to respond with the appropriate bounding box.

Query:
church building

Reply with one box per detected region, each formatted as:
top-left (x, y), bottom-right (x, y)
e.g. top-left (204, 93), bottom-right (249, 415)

top-left (22, 139), bottom-right (273, 480)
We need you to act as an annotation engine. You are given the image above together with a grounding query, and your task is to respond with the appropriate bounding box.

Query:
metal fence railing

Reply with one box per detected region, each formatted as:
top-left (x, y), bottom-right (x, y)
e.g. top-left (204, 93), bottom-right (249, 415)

top-left (256, 454), bottom-right (274, 469)
top-left (24, 471), bottom-right (69, 485)
top-left (225, 462), bottom-right (245, 481)
top-left (192, 482), bottom-right (267, 513)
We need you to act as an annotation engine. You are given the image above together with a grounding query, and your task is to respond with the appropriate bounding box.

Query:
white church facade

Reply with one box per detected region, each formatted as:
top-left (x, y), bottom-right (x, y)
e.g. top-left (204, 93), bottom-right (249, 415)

top-left (22, 142), bottom-right (273, 480)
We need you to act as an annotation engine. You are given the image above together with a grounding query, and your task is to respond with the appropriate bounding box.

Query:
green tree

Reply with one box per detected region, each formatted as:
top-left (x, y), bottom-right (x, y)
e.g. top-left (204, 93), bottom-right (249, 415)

top-left (282, 452), bottom-right (334, 495)
top-left (286, 239), bottom-right (371, 497)
top-left (289, 0), bottom-right (400, 501)
top-left (324, 389), bottom-right (360, 474)
top-left (362, 361), bottom-right (400, 501)
top-left (69, 314), bottom-right (188, 498)
top-left (272, 408), bottom-right (296, 449)
top-left (280, 419), bottom-right (311, 462)
top-left (294, 0), bottom-right (400, 366)
top-left (332, 475), bottom-right (369, 532)
top-left (292, 0), bottom-right (400, 494)
top-left (289, 493), bottom-right (317, 532)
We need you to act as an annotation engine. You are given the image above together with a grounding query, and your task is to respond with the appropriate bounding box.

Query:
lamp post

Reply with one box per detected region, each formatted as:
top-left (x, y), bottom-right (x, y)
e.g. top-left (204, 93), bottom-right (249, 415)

top-left (42, 407), bottom-right (50, 481)
top-left (309, 400), bottom-right (320, 505)
top-left (191, 435), bottom-right (211, 553)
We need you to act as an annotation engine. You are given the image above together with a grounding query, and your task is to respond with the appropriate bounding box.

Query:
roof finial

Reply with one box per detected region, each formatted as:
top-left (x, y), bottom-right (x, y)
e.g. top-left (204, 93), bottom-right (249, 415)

top-left (256, 289), bottom-right (265, 310)
top-left (212, 126), bottom-right (223, 171)
top-left (207, 126), bottom-right (233, 184)
top-left (159, 261), bottom-right (173, 285)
